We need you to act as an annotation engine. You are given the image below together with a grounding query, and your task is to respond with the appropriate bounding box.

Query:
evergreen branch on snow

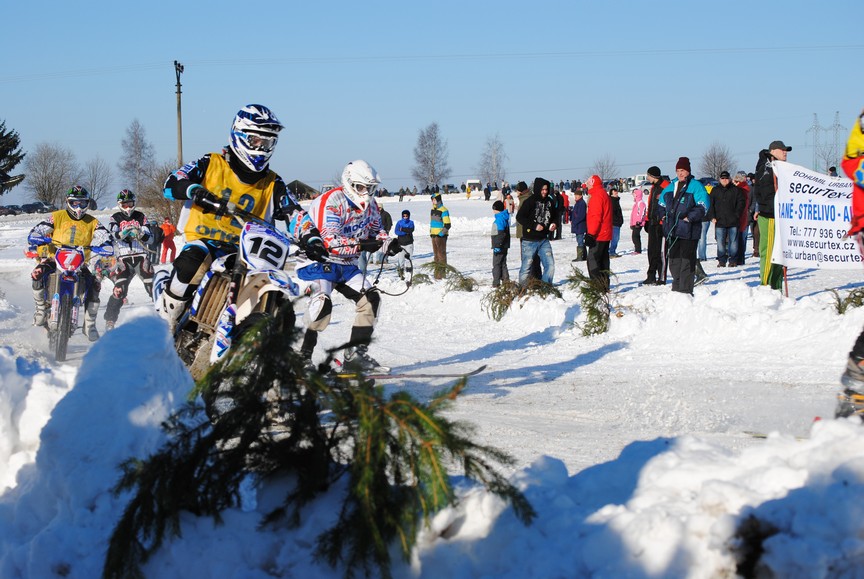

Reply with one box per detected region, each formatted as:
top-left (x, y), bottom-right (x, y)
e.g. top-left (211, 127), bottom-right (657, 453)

top-left (104, 305), bottom-right (533, 579)
top-left (567, 266), bottom-right (616, 336)
top-left (480, 279), bottom-right (562, 321)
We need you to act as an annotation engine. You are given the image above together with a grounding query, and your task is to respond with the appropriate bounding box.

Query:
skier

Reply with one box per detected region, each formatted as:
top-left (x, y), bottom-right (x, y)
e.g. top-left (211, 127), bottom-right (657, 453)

top-left (104, 190), bottom-right (153, 330)
top-left (157, 104), bottom-right (326, 332)
top-left (27, 186), bottom-right (113, 341)
top-left (295, 160), bottom-right (401, 373)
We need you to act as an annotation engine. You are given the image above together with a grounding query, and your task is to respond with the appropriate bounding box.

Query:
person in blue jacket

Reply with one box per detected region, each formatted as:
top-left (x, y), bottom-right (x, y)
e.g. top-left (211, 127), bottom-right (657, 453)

top-left (393, 209), bottom-right (415, 280)
top-left (569, 188), bottom-right (587, 261)
top-left (491, 200), bottom-right (511, 286)
top-left (658, 157), bottom-right (710, 295)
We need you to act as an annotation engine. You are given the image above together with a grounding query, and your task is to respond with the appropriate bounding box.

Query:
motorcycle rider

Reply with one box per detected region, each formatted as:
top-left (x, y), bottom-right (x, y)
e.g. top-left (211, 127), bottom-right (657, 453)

top-left (104, 189), bottom-right (153, 330)
top-left (27, 186), bottom-right (113, 341)
top-left (295, 159), bottom-right (401, 372)
top-left (158, 104), bottom-right (326, 332)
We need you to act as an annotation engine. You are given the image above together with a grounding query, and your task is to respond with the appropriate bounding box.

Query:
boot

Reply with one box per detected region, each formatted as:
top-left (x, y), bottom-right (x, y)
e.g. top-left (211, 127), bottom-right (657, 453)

top-left (158, 291), bottom-right (189, 334)
top-left (83, 300), bottom-right (100, 342)
top-left (344, 345), bottom-right (389, 374)
top-left (33, 288), bottom-right (49, 327)
top-left (572, 246), bottom-right (586, 262)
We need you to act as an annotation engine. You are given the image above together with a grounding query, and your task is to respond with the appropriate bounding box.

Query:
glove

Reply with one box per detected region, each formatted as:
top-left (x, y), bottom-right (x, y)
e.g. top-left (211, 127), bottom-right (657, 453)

top-left (384, 238), bottom-right (402, 257)
top-left (121, 224), bottom-right (140, 240)
top-left (584, 234), bottom-right (596, 248)
top-left (359, 238), bottom-right (383, 253)
top-left (189, 185), bottom-right (220, 214)
top-left (304, 238), bottom-right (328, 262)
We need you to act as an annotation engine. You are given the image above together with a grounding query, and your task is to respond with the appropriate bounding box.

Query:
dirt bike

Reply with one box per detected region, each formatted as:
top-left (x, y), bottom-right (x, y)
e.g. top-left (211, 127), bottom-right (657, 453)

top-left (152, 199), bottom-right (304, 381)
top-left (29, 241), bottom-right (114, 362)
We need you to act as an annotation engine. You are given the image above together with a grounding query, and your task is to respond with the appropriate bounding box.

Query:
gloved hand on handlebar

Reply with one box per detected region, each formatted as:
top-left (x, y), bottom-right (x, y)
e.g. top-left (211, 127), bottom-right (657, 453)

top-left (359, 238), bottom-right (383, 253)
top-left (383, 238), bottom-right (402, 257)
top-left (189, 184), bottom-right (221, 214)
top-left (302, 234), bottom-right (328, 262)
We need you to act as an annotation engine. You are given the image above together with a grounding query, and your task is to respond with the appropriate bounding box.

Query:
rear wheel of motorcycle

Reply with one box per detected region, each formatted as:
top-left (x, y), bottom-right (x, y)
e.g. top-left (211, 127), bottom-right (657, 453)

top-left (53, 294), bottom-right (72, 362)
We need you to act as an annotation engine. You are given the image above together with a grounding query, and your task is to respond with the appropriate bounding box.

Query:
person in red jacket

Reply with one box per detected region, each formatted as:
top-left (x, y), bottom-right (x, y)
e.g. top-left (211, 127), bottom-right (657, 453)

top-left (583, 174), bottom-right (613, 291)
top-left (732, 171), bottom-right (750, 266)
top-left (839, 109), bottom-right (864, 397)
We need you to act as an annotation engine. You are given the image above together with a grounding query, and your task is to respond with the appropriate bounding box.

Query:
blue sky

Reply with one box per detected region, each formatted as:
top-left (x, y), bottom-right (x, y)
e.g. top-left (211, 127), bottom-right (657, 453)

top-left (2, 0), bottom-right (863, 204)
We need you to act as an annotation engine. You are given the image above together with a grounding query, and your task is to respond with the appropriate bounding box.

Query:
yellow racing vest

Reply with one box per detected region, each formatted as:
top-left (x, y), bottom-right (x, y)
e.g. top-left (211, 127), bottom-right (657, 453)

top-left (184, 153), bottom-right (277, 244)
top-left (40, 210), bottom-right (101, 259)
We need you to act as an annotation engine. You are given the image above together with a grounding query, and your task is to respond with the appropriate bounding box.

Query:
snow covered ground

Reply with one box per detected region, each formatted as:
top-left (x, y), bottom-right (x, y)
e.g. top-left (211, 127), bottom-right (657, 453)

top-left (3, 193), bottom-right (864, 577)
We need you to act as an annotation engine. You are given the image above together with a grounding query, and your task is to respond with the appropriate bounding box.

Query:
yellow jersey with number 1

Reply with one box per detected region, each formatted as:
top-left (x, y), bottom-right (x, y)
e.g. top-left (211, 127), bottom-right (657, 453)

top-left (184, 153), bottom-right (276, 244)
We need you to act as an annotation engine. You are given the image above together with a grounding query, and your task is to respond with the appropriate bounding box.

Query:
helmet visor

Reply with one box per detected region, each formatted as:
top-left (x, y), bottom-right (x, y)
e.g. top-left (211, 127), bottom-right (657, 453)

top-left (239, 131), bottom-right (277, 152)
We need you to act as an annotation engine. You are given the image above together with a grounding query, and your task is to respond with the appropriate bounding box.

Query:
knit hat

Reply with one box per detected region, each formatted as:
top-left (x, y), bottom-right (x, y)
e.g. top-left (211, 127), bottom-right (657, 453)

top-left (647, 166), bottom-right (662, 178)
top-left (432, 194), bottom-right (442, 204)
top-left (675, 157), bottom-right (691, 173)
top-left (492, 200), bottom-right (505, 211)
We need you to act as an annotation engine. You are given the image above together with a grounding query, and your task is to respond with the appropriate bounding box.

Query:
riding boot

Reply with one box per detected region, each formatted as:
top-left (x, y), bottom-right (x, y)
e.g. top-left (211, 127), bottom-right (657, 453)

top-left (158, 290), bottom-right (188, 334)
top-left (33, 288), bottom-right (49, 327)
top-left (83, 300), bottom-right (100, 342)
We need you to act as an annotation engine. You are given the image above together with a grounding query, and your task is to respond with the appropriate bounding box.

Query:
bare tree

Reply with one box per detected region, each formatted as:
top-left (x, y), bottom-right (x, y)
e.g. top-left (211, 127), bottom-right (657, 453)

top-left (82, 155), bottom-right (114, 207)
top-left (118, 119), bottom-right (156, 194)
top-left (411, 122), bottom-right (451, 189)
top-left (137, 159), bottom-right (182, 223)
top-left (23, 142), bottom-right (81, 205)
top-left (698, 141), bottom-right (734, 179)
top-left (588, 154), bottom-right (618, 181)
top-left (477, 134), bottom-right (508, 187)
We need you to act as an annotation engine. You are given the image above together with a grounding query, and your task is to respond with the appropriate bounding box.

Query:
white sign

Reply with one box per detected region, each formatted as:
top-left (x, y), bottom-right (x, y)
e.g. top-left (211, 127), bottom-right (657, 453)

top-left (771, 160), bottom-right (859, 269)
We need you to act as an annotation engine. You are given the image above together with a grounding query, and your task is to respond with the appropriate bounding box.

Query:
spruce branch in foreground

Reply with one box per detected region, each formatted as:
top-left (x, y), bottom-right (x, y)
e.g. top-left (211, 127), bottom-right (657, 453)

top-left (567, 266), bottom-right (616, 336)
top-left (104, 306), bottom-right (534, 579)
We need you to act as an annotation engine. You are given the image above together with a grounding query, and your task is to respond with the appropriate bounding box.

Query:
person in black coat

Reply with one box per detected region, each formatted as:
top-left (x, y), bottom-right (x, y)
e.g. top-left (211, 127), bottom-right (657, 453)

top-left (706, 171), bottom-right (745, 266)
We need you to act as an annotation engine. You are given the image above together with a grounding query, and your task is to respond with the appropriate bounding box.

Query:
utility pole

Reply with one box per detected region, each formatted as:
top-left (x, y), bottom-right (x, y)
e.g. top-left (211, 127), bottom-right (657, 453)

top-left (174, 61), bottom-right (184, 167)
top-left (805, 113), bottom-right (820, 171)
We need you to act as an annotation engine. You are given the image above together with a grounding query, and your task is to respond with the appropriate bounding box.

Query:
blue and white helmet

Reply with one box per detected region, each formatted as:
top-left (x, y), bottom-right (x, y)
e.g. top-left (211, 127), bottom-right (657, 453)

top-left (229, 104), bottom-right (283, 172)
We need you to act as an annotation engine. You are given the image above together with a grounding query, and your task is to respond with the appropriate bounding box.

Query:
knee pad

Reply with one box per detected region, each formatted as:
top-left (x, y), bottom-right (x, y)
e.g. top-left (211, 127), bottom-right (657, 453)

top-left (305, 294), bottom-right (332, 332)
top-left (355, 290), bottom-right (381, 328)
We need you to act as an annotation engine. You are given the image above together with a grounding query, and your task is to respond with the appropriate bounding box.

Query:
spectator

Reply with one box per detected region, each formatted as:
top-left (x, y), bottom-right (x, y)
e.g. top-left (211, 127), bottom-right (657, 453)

top-left (552, 187), bottom-right (564, 240)
top-left (754, 140), bottom-right (791, 290)
top-left (583, 175), bottom-right (613, 291)
top-left (829, 166), bottom-right (838, 177)
top-left (630, 187), bottom-right (647, 255)
top-left (642, 166), bottom-right (670, 285)
top-left (747, 172), bottom-right (760, 257)
top-left (504, 191), bottom-right (515, 214)
top-left (160, 217), bottom-right (177, 264)
top-left (732, 171), bottom-right (751, 266)
top-left (148, 215), bottom-right (164, 258)
top-left (658, 157), bottom-right (710, 295)
top-left (514, 181), bottom-right (540, 279)
top-left (393, 209), bottom-right (415, 280)
top-left (369, 201), bottom-right (393, 265)
top-left (706, 171), bottom-right (744, 267)
top-left (570, 188), bottom-right (587, 262)
top-left (429, 194), bottom-right (451, 279)
top-left (515, 178), bottom-right (557, 284)
top-left (491, 200), bottom-right (511, 287)
top-left (561, 189), bottom-right (570, 225)
top-left (609, 184), bottom-right (623, 257)
top-left (839, 109), bottom-right (864, 391)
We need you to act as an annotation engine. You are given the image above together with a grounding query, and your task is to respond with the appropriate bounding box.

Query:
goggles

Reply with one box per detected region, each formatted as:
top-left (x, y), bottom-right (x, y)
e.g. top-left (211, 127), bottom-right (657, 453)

top-left (68, 199), bottom-right (89, 209)
top-left (239, 131), bottom-right (277, 152)
top-left (119, 200), bottom-right (135, 208)
top-left (354, 183), bottom-right (378, 195)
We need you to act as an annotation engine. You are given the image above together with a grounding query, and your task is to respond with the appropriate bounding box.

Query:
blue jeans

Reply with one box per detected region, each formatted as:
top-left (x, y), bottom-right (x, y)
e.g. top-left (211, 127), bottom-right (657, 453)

top-left (574, 233), bottom-right (585, 247)
top-left (715, 226), bottom-right (738, 264)
top-left (698, 221), bottom-right (710, 260)
top-left (610, 227), bottom-right (621, 255)
top-left (519, 238), bottom-right (555, 284)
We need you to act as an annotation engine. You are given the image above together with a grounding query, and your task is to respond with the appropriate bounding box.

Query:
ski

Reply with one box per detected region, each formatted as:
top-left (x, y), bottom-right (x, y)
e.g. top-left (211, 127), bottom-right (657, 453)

top-left (336, 364), bottom-right (487, 381)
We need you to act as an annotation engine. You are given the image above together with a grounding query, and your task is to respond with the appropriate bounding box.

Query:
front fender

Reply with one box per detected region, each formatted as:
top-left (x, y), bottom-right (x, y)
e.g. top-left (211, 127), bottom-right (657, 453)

top-left (234, 271), bottom-right (298, 321)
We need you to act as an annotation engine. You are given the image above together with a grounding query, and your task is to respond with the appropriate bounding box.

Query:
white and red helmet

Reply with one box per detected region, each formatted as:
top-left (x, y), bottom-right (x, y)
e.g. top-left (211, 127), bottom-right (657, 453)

top-left (341, 160), bottom-right (380, 211)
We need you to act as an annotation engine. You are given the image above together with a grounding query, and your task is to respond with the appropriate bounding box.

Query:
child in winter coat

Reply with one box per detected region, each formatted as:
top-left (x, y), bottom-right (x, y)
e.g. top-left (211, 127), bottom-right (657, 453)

top-left (491, 200), bottom-right (511, 287)
top-left (630, 188), bottom-right (647, 254)
top-left (393, 210), bottom-right (415, 280)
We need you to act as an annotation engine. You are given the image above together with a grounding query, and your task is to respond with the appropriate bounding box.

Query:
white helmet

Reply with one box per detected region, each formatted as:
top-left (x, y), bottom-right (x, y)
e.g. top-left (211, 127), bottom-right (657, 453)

top-left (228, 104), bottom-right (283, 172)
top-left (341, 160), bottom-right (380, 211)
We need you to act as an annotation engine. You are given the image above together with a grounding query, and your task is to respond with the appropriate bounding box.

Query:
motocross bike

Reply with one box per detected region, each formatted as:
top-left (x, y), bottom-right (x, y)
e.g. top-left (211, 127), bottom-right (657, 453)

top-left (152, 198), bottom-right (305, 382)
top-left (29, 241), bottom-right (114, 362)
